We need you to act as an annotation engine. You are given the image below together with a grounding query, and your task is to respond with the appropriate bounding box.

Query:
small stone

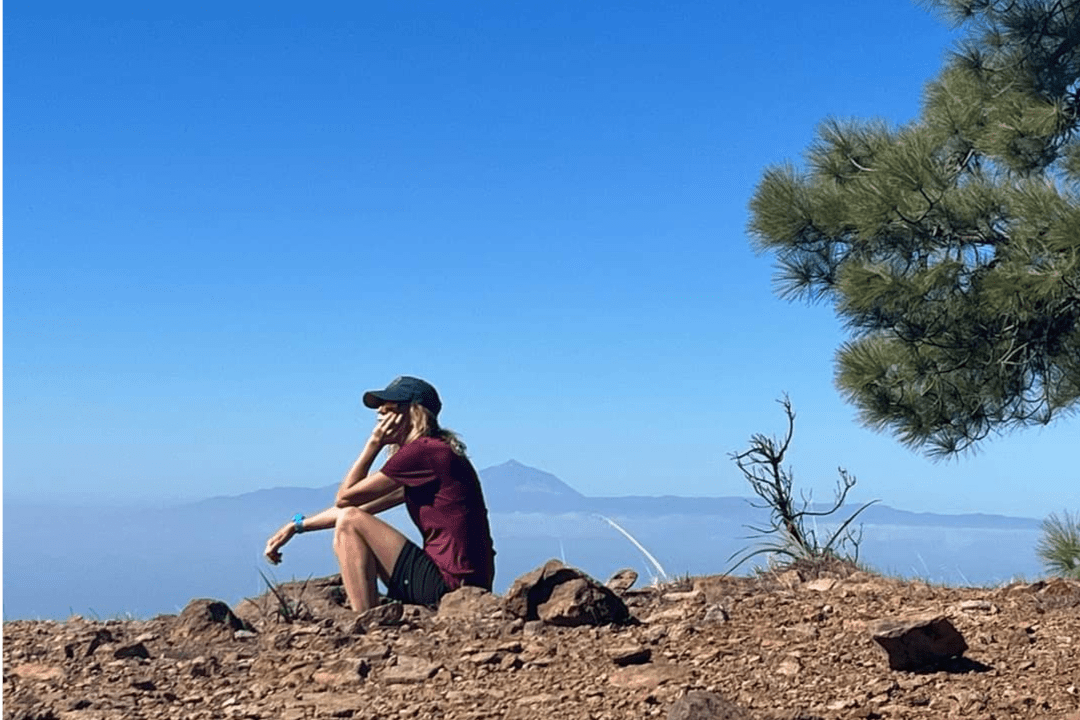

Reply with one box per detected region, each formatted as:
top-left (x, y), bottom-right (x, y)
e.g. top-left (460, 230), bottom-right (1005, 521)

top-left (645, 607), bottom-right (685, 624)
top-left (703, 604), bottom-right (730, 623)
top-left (606, 644), bottom-right (652, 666)
top-left (776, 658), bottom-right (801, 676)
top-left (382, 656), bottom-right (441, 684)
top-left (667, 691), bottom-right (752, 720)
top-left (607, 568), bottom-right (639, 593)
top-left (662, 590), bottom-right (704, 603)
top-left (357, 602), bottom-right (404, 628)
top-left (113, 642), bottom-right (151, 660)
top-left (804, 578), bottom-right (837, 592)
top-left (776, 569), bottom-right (802, 587)
top-left (85, 629), bottom-right (115, 656)
top-left (644, 625), bottom-right (669, 643)
top-left (608, 663), bottom-right (688, 690)
top-left (10, 663), bottom-right (65, 682)
top-left (464, 650), bottom-right (502, 664)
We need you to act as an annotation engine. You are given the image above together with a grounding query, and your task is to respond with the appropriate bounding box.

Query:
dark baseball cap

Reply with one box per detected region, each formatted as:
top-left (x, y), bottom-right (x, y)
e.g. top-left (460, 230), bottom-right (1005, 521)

top-left (363, 376), bottom-right (442, 416)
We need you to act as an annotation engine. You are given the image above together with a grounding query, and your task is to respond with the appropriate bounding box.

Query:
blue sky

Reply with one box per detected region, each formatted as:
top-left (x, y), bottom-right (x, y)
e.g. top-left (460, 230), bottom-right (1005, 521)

top-left (5, 1), bottom-right (1076, 518)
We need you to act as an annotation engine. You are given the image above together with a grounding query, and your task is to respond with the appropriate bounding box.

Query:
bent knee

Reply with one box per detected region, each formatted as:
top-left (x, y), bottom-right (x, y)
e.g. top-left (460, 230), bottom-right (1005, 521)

top-left (334, 506), bottom-right (373, 538)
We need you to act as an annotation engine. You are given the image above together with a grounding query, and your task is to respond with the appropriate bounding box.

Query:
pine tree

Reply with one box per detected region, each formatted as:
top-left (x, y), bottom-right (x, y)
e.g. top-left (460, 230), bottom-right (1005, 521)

top-left (749, 0), bottom-right (1080, 456)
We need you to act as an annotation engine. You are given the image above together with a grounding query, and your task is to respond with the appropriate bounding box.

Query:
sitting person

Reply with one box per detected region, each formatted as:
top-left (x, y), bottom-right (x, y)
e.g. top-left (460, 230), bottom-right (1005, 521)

top-left (264, 376), bottom-right (495, 611)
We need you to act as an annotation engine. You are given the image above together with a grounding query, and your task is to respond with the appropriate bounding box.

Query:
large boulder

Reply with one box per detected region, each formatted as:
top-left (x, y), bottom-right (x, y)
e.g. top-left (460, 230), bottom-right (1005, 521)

top-left (171, 599), bottom-right (251, 642)
top-left (504, 560), bottom-right (632, 626)
top-left (871, 613), bottom-right (968, 671)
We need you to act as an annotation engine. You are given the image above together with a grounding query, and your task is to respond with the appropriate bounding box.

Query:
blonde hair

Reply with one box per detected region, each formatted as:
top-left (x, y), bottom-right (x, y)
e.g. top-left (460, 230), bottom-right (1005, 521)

top-left (388, 403), bottom-right (467, 456)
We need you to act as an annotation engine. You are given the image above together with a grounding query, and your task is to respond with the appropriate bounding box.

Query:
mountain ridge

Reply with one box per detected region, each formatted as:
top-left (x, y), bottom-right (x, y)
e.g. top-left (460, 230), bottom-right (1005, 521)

top-left (2, 459), bottom-right (1044, 620)
top-left (173, 458), bottom-right (1040, 529)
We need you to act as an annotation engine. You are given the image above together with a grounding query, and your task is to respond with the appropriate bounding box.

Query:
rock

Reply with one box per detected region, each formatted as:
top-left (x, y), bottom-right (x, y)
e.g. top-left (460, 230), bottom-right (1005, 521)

top-left (804, 578), bottom-right (837, 592)
top-left (537, 578), bottom-right (624, 626)
top-left (401, 603), bottom-right (435, 624)
top-left (871, 613), bottom-right (968, 671)
top-left (382, 655), bottom-right (441, 684)
top-left (703, 604), bottom-right (730, 623)
top-left (606, 643), bottom-right (652, 666)
top-left (644, 624), bottom-right (669, 643)
top-left (84, 628), bottom-right (115, 657)
top-left (958, 600), bottom-right (996, 613)
top-left (663, 590), bottom-right (705, 603)
top-left (776, 569), bottom-right (802, 588)
top-left (606, 568), bottom-right (639, 593)
top-left (112, 642), bottom-right (150, 659)
top-left (352, 642), bottom-right (391, 663)
top-left (172, 599), bottom-right (249, 640)
top-left (463, 650), bottom-right (503, 664)
top-left (609, 663), bottom-right (689, 690)
top-left (312, 657), bottom-right (368, 686)
top-left (645, 607), bottom-right (686, 624)
top-left (356, 602), bottom-right (404, 628)
top-left (438, 585), bottom-right (501, 619)
top-left (504, 559), bottom-right (582, 616)
top-left (188, 655), bottom-right (220, 677)
top-left (776, 657), bottom-right (801, 676)
top-left (10, 663), bottom-right (65, 683)
top-left (667, 691), bottom-right (752, 720)
top-left (506, 560), bottom-right (632, 626)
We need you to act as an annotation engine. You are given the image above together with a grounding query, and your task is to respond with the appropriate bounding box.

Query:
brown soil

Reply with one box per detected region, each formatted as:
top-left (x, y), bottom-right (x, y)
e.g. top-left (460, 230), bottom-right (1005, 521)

top-left (5, 568), bottom-right (1079, 720)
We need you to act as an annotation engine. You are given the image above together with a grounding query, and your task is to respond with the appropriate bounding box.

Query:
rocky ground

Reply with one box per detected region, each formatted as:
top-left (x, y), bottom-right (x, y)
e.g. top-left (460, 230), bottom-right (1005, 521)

top-left (4, 561), bottom-right (1079, 720)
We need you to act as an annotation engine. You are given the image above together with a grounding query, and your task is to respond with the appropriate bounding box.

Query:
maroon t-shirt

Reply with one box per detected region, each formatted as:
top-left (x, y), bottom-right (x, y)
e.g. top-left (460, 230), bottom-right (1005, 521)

top-left (381, 437), bottom-right (495, 590)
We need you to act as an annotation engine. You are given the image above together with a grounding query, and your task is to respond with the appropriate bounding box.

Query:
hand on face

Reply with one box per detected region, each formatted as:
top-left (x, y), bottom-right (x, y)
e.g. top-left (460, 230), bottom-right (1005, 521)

top-left (371, 404), bottom-right (407, 446)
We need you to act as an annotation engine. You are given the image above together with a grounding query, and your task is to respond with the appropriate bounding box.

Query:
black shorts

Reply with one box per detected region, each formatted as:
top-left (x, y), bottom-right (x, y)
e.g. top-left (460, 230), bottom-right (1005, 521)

top-left (386, 541), bottom-right (450, 607)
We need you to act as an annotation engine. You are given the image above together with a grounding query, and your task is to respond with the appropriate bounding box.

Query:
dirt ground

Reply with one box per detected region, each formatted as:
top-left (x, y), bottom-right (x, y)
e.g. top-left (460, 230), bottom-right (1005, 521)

top-left (4, 565), bottom-right (1079, 720)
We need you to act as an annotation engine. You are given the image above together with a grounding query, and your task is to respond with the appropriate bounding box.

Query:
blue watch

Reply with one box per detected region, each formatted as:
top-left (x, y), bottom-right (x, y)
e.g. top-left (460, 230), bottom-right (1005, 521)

top-left (293, 513), bottom-right (305, 534)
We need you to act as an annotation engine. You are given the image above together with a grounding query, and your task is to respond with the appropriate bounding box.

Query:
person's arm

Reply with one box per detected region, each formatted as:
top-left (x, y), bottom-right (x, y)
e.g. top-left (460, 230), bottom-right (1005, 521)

top-left (336, 470), bottom-right (399, 508)
top-left (264, 507), bottom-right (338, 564)
top-left (266, 411), bottom-right (407, 564)
top-left (337, 409), bottom-right (405, 499)
top-left (292, 505), bottom-right (341, 532)
top-left (336, 440), bottom-right (383, 500)
top-left (358, 485), bottom-right (406, 515)
top-left (264, 484), bottom-right (406, 564)
top-left (294, 486), bottom-right (405, 531)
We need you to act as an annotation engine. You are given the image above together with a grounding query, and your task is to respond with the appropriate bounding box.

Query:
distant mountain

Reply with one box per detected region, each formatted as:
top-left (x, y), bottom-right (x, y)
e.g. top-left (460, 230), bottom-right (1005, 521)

top-left (857, 504), bottom-right (1040, 530)
top-left (481, 460), bottom-right (586, 511)
top-left (143, 458), bottom-right (1043, 530)
top-left (480, 460), bottom-right (1040, 530)
top-left (2, 458), bottom-right (1045, 621)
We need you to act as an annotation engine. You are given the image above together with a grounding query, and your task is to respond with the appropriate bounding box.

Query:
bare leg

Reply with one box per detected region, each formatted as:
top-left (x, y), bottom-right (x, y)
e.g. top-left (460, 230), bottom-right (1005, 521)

top-left (333, 506), bottom-right (409, 612)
